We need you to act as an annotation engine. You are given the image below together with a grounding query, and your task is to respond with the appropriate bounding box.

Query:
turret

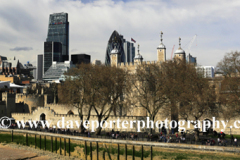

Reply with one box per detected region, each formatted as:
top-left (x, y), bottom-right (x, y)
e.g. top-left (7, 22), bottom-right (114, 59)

top-left (174, 37), bottom-right (186, 61)
top-left (110, 43), bottom-right (121, 67)
top-left (134, 44), bottom-right (143, 64)
top-left (157, 31), bottom-right (166, 62)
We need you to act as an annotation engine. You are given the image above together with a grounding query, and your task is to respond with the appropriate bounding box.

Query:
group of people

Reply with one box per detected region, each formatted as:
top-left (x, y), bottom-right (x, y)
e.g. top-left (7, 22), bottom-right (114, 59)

top-left (107, 130), bottom-right (127, 139)
top-left (159, 132), bottom-right (186, 143)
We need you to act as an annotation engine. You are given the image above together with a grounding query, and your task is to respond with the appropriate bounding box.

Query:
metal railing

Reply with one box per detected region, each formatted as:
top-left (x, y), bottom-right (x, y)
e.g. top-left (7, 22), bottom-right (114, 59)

top-left (0, 129), bottom-right (240, 160)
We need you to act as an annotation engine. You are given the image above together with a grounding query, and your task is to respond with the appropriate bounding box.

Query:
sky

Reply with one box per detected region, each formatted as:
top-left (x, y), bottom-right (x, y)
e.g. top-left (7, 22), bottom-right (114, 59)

top-left (0, 0), bottom-right (239, 67)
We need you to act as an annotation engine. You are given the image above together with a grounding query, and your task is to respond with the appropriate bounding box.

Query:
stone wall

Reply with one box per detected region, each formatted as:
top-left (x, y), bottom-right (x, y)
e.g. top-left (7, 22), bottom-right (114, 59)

top-left (11, 106), bottom-right (146, 132)
top-left (15, 93), bottom-right (44, 113)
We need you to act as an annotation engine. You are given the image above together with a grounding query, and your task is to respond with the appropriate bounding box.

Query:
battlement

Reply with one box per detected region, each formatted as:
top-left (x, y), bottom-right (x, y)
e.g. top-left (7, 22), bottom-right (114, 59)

top-left (118, 62), bottom-right (135, 67)
top-left (54, 114), bottom-right (79, 117)
top-left (32, 106), bottom-right (50, 113)
top-left (47, 104), bottom-right (70, 107)
top-left (12, 113), bottom-right (31, 116)
top-left (2, 92), bottom-right (16, 97)
top-left (141, 61), bottom-right (156, 65)
top-left (117, 61), bottom-right (160, 69)
top-left (16, 93), bottom-right (44, 99)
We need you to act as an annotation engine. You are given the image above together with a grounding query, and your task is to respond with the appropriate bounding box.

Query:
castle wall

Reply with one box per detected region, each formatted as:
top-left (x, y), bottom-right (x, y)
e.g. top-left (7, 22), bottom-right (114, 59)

top-left (0, 101), bottom-right (6, 118)
top-left (11, 106), bottom-right (146, 132)
top-left (11, 105), bottom-right (240, 134)
top-left (2, 93), bottom-right (16, 117)
top-left (15, 93), bottom-right (44, 113)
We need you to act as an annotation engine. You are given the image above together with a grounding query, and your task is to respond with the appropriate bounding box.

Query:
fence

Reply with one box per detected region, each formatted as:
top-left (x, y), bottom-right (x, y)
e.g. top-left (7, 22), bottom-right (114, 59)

top-left (0, 129), bottom-right (240, 160)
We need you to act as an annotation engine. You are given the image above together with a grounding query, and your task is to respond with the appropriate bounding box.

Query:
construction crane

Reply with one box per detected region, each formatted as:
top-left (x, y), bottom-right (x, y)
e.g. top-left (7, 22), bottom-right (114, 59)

top-left (185, 34), bottom-right (197, 54)
top-left (170, 45), bottom-right (175, 60)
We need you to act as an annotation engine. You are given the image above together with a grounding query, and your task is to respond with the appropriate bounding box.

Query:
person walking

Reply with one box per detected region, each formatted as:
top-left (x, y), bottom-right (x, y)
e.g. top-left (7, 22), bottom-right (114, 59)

top-left (218, 138), bottom-right (221, 146)
top-left (234, 137), bottom-right (238, 147)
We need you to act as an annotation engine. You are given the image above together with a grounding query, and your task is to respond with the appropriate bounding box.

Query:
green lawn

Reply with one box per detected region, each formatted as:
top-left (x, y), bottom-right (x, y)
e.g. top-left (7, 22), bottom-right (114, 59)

top-left (1, 132), bottom-right (240, 160)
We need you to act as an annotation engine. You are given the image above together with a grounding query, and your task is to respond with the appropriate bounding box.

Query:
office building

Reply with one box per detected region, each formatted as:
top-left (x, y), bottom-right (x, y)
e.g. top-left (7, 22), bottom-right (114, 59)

top-left (44, 42), bottom-right (63, 73)
top-left (44, 12), bottom-right (69, 74)
top-left (43, 61), bottom-right (75, 81)
top-left (36, 54), bottom-right (43, 80)
top-left (105, 30), bottom-right (135, 65)
top-left (46, 12), bottom-right (69, 61)
top-left (71, 54), bottom-right (91, 65)
top-left (196, 66), bottom-right (215, 78)
top-left (124, 42), bottom-right (135, 63)
top-left (186, 53), bottom-right (197, 66)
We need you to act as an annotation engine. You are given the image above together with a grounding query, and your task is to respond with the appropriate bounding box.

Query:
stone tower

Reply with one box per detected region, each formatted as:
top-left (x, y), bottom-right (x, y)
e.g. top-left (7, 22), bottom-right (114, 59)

top-left (157, 31), bottom-right (166, 62)
top-left (174, 37), bottom-right (186, 61)
top-left (110, 43), bottom-right (121, 67)
top-left (134, 44), bottom-right (143, 64)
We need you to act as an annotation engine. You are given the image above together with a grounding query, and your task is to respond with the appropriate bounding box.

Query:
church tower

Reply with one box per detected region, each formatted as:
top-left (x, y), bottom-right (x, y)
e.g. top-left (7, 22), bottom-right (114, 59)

top-left (134, 44), bottom-right (143, 64)
top-left (174, 37), bottom-right (186, 61)
top-left (110, 43), bottom-right (121, 67)
top-left (157, 31), bottom-right (166, 62)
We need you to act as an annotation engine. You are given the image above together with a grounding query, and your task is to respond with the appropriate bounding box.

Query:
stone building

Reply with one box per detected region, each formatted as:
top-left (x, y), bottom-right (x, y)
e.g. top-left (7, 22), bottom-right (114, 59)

top-left (8, 33), bottom-right (240, 134)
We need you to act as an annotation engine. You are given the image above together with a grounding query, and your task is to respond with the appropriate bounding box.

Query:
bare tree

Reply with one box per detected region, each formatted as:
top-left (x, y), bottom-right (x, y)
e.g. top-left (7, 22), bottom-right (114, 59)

top-left (216, 51), bottom-right (240, 120)
top-left (216, 51), bottom-right (240, 77)
top-left (162, 60), bottom-right (217, 141)
top-left (127, 63), bottom-right (168, 133)
top-left (92, 66), bottom-right (129, 135)
top-left (58, 64), bottom-right (95, 133)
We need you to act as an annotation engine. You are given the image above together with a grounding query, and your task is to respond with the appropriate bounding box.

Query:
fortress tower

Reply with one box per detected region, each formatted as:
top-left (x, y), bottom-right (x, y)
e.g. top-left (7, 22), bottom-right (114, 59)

top-left (174, 37), bottom-right (186, 61)
top-left (157, 31), bottom-right (166, 63)
top-left (110, 43), bottom-right (121, 67)
top-left (134, 44), bottom-right (143, 64)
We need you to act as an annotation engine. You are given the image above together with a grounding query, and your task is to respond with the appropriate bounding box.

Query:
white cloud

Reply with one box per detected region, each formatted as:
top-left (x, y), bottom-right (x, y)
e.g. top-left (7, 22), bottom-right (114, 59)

top-left (0, 0), bottom-right (239, 66)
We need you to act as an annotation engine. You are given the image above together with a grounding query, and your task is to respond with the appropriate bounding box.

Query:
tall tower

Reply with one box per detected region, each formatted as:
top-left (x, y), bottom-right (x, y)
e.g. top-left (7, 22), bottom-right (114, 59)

top-left (174, 37), bottom-right (186, 61)
top-left (110, 43), bottom-right (121, 67)
top-left (134, 44), bottom-right (143, 64)
top-left (44, 12), bottom-right (69, 74)
top-left (46, 12), bottom-right (69, 62)
top-left (157, 31), bottom-right (166, 62)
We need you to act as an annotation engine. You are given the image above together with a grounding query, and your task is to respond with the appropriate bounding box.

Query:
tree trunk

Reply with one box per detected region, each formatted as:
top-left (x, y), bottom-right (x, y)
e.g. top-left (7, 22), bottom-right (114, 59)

top-left (148, 115), bottom-right (155, 134)
top-left (194, 129), bottom-right (199, 143)
top-left (78, 114), bottom-right (85, 134)
top-left (95, 116), bottom-right (108, 135)
top-left (95, 127), bottom-right (102, 135)
top-left (79, 123), bottom-right (85, 134)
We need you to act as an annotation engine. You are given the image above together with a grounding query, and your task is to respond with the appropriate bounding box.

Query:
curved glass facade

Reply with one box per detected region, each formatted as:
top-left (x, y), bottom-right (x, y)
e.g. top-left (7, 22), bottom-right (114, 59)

top-left (105, 30), bottom-right (125, 65)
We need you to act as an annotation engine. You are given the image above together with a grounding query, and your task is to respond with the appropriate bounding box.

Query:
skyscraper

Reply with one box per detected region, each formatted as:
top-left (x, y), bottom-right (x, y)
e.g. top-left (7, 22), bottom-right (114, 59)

top-left (71, 54), bottom-right (91, 65)
top-left (105, 30), bottom-right (135, 65)
top-left (36, 54), bottom-right (43, 80)
top-left (44, 41), bottom-right (62, 73)
top-left (44, 12), bottom-right (69, 73)
top-left (46, 12), bottom-right (69, 61)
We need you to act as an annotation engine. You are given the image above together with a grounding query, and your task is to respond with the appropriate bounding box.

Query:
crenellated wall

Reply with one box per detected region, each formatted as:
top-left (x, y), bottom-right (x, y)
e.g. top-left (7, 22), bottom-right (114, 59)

top-left (15, 93), bottom-right (44, 113)
top-left (12, 106), bottom-right (147, 132)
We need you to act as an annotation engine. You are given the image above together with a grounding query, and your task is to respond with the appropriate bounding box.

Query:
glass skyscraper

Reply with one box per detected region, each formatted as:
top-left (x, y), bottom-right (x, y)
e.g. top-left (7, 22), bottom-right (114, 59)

top-left (44, 41), bottom-right (62, 73)
top-left (105, 30), bottom-right (135, 65)
top-left (46, 12), bottom-right (69, 61)
top-left (44, 12), bottom-right (69, 73)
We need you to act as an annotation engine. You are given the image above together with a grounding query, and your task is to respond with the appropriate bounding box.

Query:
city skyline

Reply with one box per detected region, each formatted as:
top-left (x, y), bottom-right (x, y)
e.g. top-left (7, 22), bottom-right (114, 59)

top-left (0, 0), bottom-right (239, 67)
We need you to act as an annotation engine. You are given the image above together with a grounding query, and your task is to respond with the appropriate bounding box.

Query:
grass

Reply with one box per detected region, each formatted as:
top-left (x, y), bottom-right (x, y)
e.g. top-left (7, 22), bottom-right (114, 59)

top-left (1, 132), bottom-right (240, 159)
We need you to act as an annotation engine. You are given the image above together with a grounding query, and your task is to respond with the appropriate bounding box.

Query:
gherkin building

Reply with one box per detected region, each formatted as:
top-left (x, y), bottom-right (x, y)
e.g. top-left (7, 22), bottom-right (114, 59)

top-left (105, 30), bottom-right (126, 65)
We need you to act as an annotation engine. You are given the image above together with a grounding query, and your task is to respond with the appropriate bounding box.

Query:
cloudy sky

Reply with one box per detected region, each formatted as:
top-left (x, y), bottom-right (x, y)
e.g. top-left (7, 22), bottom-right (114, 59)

top-left (0, 0), bottom-right (239, 67)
